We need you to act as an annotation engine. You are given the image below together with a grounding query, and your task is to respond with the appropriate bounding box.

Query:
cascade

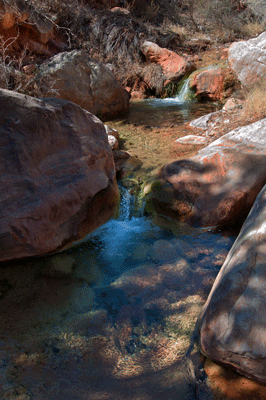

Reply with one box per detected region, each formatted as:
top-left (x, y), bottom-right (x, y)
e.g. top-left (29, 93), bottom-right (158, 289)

top-left (174, 77), bottom-right (194, 103)
top-left (117, 185), bottom-right (145, 221)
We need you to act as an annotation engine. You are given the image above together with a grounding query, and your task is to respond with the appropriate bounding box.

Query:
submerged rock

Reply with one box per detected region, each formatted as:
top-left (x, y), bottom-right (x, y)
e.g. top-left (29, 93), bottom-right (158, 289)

top-left (146, 118), bottom-right (266, 229)
top-left (0, 89), bottom-right (119, 261)
top-left (33, 50), bottom-right (130, 119)
top-left (199, 182), bottom-right (266, 384)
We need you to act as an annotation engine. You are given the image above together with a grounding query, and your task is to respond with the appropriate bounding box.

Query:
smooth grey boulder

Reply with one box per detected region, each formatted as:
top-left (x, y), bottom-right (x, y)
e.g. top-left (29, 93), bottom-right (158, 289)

top-left (228, 31), bottom-right (266, 89)
top-left (199, 182), bottom-right (266, 384)
top-left (34, 50), bottom-right (129, 118)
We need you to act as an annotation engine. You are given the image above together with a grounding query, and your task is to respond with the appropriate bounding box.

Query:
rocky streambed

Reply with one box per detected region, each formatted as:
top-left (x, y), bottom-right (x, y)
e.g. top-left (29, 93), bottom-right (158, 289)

top-left (2, 25), bottom-right (266, 398)
top-left (2, 92), bottom-right (266, 400)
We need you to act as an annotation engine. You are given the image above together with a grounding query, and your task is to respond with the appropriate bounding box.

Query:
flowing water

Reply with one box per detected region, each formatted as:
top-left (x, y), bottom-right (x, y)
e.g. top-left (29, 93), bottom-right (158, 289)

top-left (108, 88), bottom-right (221, 178)
top-left (1, 89), bottom-right (263, 399)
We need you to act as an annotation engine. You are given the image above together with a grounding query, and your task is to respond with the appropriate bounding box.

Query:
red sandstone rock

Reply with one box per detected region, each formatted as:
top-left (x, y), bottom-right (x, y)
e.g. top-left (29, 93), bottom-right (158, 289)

top-left (113, 150), bottom-right (142, 178)
top-left (190, 68), bottom-right (225, 101)
top-left (130, 90), bottom-right (147, 100)
top-left (199, 182), bottom-right (266, 384)
top-left (141, 41), bottom-right (195, 82)
top-left (146, 118), bottom-right (266, 229)
top-left (19, 37), bottom-right (52, 57)
top-left (0, 89), bottom-right (119, 261)
top-left (0, 0), bottom-right (64, 60)
top-left (0, 0), bottom-right (29, 30)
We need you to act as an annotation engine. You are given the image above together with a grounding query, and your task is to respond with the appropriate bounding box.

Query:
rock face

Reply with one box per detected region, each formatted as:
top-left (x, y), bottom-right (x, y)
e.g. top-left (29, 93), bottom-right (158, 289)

top-left (146, 118), bottom-right (266, 229)
top-left (21, 10), bottom-right (54, 45)
top-left (0, 89), bottom-right (119, 262)
top-left (0, 0), bottom-right (29, 30)
top-left (190, 68), bottom-right (226, 101)
top-left (228, 31), bottom-right (266, 89)
top-left (199, 182), bottom-right (266, 384)
top-left (34, 50), bottom-right (130, 118)
top-left (0, 0), bottom-right (57, 58)
top-left (141, 41), bottom-right (195, 83)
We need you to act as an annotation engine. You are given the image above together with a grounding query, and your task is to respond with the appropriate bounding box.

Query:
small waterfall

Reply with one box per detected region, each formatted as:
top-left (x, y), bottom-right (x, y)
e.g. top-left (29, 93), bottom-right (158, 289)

top-left (174, 78), bottom-right (194, 103)
top-left (117, 186), bottom-right (145, 221)
top-left (117, 187), bottom-right (133, 221)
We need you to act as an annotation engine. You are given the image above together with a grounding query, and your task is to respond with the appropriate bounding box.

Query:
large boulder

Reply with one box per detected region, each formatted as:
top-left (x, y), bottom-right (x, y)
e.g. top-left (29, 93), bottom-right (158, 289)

top-left (228, 31), bottom-right (266, 89)
top-left (34, 50), bottom-right (130, 119)
top-left (141, 41), bottom-right (195, 83)
top-left (199, 182), bottom-right (266, 384)
top-left (190, 67), bottom-right (232, 101)
top-left (0, 89), bottom-right (119, 262)
top-left (145, 118), bottom-right (266, 229)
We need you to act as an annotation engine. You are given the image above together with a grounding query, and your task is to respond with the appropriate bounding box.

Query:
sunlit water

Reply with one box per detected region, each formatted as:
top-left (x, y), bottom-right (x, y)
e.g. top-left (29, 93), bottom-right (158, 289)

top-left (120, 97), bottom-right (220, 127)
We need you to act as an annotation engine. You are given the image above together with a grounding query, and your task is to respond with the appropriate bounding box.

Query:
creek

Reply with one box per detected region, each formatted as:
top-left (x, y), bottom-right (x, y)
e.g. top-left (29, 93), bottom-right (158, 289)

top-left (1, 90), bottom-right (258, 400)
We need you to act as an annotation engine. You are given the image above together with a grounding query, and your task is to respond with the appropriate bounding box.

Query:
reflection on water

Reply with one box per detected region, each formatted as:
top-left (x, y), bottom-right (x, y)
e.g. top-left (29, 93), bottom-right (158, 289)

top-left (120, 98), bottom-right (220, 127)
top-left (107, 97), bottom-right (221, 178)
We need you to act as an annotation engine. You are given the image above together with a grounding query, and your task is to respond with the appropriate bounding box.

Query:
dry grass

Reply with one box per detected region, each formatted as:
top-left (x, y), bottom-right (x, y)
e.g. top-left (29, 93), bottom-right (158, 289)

top-left (241, 83), bottom-right (266, 122)
top-left (1, 0), bottom-right (265, 98)
top-left (242, 21), bottom-right (265, 37)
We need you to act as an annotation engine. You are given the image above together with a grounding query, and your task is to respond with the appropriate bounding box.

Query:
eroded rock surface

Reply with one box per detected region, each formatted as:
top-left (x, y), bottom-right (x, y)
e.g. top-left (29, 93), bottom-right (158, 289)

top-left (199, 182), bottom-right (266, 384)
top-left (0, 89), bottom-right (119, 261)
top-left (34, 50), bottom-right (130, 118)
top-left (0, 0), bottom-right (58, 58)
top-left (146, 118), bottom-right (266, 229)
